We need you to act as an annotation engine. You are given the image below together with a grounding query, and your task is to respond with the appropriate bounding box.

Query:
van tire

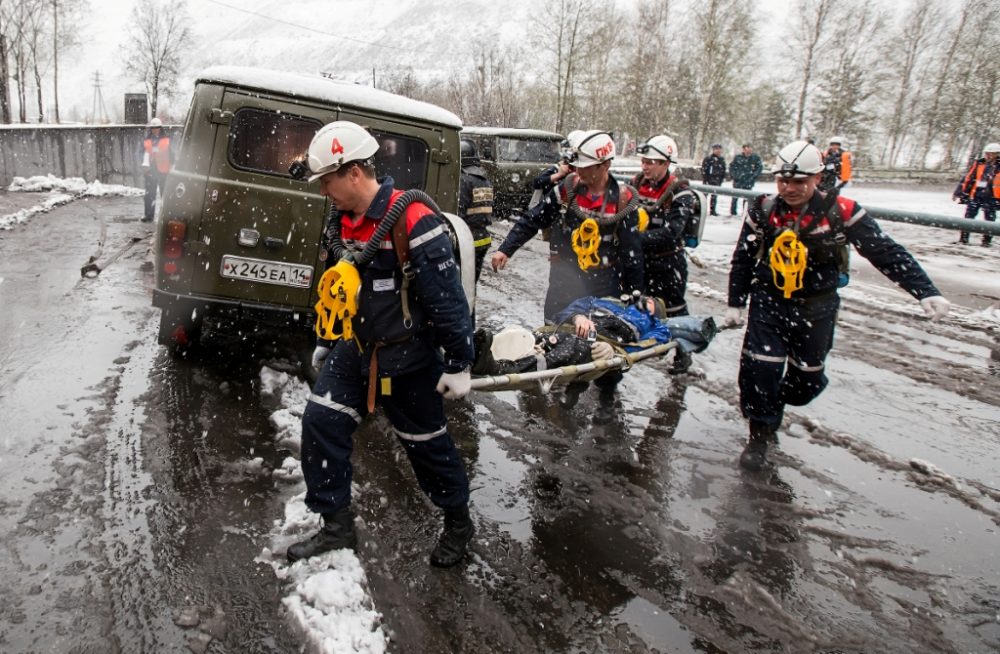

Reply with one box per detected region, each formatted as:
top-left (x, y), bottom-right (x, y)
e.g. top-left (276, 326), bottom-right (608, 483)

top-left (158, 306), bottom-right (203, 354)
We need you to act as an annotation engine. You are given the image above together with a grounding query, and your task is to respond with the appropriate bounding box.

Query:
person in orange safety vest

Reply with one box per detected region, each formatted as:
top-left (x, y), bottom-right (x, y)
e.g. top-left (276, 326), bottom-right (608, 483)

top-left (952, 142), bottom-right (999, 246)
top-left (141, 117), bottom-right (173, 222)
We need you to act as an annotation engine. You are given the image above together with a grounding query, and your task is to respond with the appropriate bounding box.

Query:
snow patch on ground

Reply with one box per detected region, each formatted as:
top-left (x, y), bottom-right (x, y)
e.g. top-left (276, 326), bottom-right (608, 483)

top-left (257, 366), bottom-right (387, 654)
top-left (2, 175), bottom-right (144, 230)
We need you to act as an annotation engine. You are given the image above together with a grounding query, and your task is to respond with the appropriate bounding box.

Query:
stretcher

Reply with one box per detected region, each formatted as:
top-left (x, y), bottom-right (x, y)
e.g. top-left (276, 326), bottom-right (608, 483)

top-left (470, 341), bottom-right (678, 393)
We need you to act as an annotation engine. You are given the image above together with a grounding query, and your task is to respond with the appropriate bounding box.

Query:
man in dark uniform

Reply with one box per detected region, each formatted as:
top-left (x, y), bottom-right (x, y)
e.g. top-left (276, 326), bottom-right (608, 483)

top-left (631, 134), bottom-right (700, 373)
top-left (729, 143), bottom-right (763, 215)
top-left (458, 139), bottom-right (494, 282)
top-left (491, 129), bottom-right (644, 322)
top-left (491, 129), bottom-right (643, 395)
top-left (725, 140), bottom-right (950, 471)
top-left (289, 121), bottom-right (476, 567)
top-left (701, 143), bottom-right (726, 216)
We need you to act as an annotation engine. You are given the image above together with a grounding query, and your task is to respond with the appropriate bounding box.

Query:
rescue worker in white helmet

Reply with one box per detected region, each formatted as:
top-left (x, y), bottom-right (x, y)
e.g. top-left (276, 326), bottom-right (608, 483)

top-left (724, 140), bottom-right (950, 471)
top-left (491, 129), bottom-right (644, 394)
top-left (631, 134), bottom-right (698, 374)
top-left (952, 142), bottom-right (999, 246)
top-left (140, 117), bottom-right (173, 222)
top-left (819, 135), bottom-right (852, 191)
top-left (288, 121), bottom-right (476, 567)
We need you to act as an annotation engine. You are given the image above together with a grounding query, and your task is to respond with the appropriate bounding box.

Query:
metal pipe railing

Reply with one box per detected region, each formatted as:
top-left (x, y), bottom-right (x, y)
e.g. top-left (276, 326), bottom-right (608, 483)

top-left (611, 173), bottom-right (1000, 236)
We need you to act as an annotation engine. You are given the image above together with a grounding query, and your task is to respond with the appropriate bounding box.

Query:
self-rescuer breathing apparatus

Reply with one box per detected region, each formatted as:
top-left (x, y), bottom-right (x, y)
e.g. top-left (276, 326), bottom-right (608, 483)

top-left (769, 230), bottom-right (808, 298)
top-left (571, 218), bottom-right (602, 270)
top-left (314, 259), bottom-right (361, 341)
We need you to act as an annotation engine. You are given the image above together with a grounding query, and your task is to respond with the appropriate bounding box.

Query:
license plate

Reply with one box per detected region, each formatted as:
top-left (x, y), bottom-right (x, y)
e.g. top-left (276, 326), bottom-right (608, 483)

top-left (220, 255), bottom-right (313, 288)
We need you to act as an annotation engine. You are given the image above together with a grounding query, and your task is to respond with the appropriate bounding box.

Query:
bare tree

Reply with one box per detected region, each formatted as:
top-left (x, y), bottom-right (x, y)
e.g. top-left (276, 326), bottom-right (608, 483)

top-left (810, 0), bottom-right (889, 155)
top-left (532, 0), bottom-right (604, 132)
top-left (50, 0), bottom-right (85, 123)
top-left (25, 0), bottom-right (49, 122)
top-left (616, 0), bottom-right (673, 141)
top-left (911, 0), bottom-right (978, 168)
top-left (120, 0), bottom-right (193, 117)
top-left (878, 0), bottom-right (939, 167)
top-left (445, 46), bottom-right (526, 127)
top-left (788, 0), bottom-right (835, 139)
top-left (0, 4), bottom-right (12, 123)
top-left (687, 0), bottom-right (757, 153)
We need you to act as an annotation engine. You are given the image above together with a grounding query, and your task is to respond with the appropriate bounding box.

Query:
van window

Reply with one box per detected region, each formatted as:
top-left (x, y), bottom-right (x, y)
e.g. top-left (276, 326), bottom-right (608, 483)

top-left (370, 130), bottom-right (428, 190)
top-left (228, 108), bottom-right (320, 177)
top-left (496, 138), bottom-right (560, 163)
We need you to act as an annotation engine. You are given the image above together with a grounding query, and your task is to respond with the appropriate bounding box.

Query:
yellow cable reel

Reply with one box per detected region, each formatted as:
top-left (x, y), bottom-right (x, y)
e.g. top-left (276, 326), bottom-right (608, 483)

top-left (637, 207), bottom-right (650, 232)
top-left (769, 230), bottom-right (808, 298)
top-left (314, 259), bottom-right (361, 341)
top-left (571, 218), bottom-right (602, 271)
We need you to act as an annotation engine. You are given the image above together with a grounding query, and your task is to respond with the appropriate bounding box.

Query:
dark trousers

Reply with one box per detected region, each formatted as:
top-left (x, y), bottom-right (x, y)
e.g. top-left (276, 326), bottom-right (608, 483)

top-left (738, 290), bottom-right (840, 429)
top-left (470, 225), bottom-right (491, 284)
top-left (960, 200), bottom-right (996, 245)
top-left (300, 340), bottom-right (470, 516)
top-left (731, 184), bottom-right (754, 215)
top-left (644, 251), bottom-right (689, 317)
top-left (144, 172), bottom-right (166, 221)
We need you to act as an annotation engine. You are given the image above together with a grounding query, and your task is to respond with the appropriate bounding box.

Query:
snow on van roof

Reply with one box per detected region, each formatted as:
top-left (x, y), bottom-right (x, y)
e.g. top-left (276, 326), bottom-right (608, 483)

top-left (197, 66), bottom-right (462, 129)
top-left (461, 126), bottom-right (564, 140)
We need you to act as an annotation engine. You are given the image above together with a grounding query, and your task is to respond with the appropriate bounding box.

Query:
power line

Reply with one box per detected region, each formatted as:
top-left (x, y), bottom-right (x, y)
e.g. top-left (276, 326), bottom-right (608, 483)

top-left (203, 0), bottom-right (457, 57)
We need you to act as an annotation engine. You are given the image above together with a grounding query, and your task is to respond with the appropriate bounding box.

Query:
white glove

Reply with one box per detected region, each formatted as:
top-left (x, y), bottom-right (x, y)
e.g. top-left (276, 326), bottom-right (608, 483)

top-left (723, 307), bottom-right (743, 328)
top-left (590, 341), bottom-right (614, 360)
top-left (436, 368), bottom-right (472, 399)
top-left (920, 295), bottom-right (950, 321)
top-left (311, 345), bottom-right (331, 372)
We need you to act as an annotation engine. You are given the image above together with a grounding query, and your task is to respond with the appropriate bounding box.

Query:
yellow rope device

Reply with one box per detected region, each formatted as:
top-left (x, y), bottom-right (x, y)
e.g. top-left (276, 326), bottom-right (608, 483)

top-left (314, 259), bottom-right (362, 341)
top-left (769, 230), bottom-right (808, 298)
top-left (637, 207), bottom-right (650, 232)
top-left (571, 218), bottom-right (602, 270)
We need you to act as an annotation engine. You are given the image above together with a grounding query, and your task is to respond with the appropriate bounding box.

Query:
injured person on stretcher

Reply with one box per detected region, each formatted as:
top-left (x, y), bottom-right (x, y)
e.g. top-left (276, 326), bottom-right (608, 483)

top-left (472, 294), bottom-right (718, 377)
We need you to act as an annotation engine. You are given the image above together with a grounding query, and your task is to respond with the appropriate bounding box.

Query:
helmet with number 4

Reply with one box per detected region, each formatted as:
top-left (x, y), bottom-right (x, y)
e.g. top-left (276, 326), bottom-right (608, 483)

top-left (307, 121), bottom-right (380, 182)
top-left (636, 135), bottom-right (678, 162)
top-left (573, 130), bottom-right (615, 168)
top-left (771, 140), bottom-right (824, 178)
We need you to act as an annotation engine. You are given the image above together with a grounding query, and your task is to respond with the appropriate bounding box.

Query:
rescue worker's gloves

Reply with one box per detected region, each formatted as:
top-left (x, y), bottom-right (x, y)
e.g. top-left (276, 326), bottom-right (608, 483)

top-left (952, 192), bottom-right (967, 205)
top-left (311, 345), bottom-right (331, 372)
top-left (723, 307), bottom-right (744, 328)
top-left (919, 295), bottom-right (950, 321)
top-left (436, 368), bottom-right (472, 400)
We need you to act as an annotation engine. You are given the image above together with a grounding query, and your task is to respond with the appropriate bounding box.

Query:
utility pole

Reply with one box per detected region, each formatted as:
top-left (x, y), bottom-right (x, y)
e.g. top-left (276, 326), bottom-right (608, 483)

top-left (90, 71), bottom-right (108, 124)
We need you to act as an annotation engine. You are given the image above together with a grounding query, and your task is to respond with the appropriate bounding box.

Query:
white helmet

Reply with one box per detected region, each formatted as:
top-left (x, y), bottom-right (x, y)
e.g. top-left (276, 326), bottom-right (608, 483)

top-left (307, 121), bottom-right (379, 182)
top-left (573, 130), bottom-right (615, 168)
top-left (148, 117), bottom-right (162, 127)
top-left (983, 142), bottom-right (1000, 155)
top-left (828, 135), bottom-right (846, 146)
top-left (565, 130), bottom-right (585, 148)
top-left (636, 135), bottom-right (678, 162)
top-left (771, 140), bottom-right (824, 177)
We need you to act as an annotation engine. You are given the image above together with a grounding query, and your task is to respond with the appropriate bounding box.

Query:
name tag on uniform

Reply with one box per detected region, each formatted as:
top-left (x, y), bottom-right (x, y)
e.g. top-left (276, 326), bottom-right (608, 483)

top-left (976, 181), bottom-right (987, 188)
top-left (373, 278), bottom-right (395, 292)
top-left (472, 187), bottom-right (493, 202)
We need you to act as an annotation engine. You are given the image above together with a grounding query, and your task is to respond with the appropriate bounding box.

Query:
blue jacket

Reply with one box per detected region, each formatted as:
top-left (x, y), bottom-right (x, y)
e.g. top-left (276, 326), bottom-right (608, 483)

top-left (553, 296), bottom-right (671, 352)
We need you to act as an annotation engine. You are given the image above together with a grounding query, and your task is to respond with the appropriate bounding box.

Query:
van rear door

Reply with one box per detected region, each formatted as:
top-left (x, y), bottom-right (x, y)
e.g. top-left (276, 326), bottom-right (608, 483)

top-left (191, 89), bottom-right (331, 313)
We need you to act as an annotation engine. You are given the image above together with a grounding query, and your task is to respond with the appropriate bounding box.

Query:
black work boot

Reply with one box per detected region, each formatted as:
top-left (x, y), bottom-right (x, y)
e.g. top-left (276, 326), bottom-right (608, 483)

top-left (430, 505), bottom-right (474, 568)
top-left (286, 507), bottom-right (357, 562)
top-left (668, 348), bottom-right (692, 375)
top-left (739, 423), bottom-right (776, 471)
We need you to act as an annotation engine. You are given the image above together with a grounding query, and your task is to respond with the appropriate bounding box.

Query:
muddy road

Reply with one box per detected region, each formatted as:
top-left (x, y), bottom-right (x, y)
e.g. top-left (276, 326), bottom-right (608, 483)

top-left (1, 190), bottom-right (998, 653)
